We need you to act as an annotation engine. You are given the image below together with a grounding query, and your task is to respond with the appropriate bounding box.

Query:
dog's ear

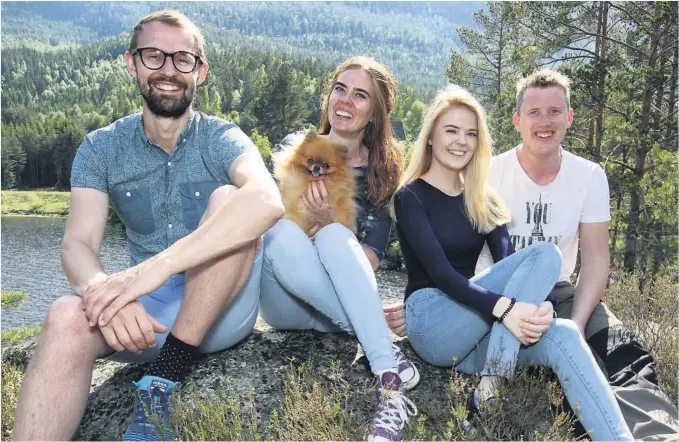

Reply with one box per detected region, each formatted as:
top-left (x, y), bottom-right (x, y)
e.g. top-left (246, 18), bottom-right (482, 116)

top-left (304, 127), bottom-right (318, 142)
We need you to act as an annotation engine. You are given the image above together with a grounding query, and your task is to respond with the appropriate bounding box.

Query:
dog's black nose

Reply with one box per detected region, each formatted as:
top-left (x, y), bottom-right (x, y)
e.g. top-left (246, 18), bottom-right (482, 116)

top-left (312, 165), bottom-right (321, 173)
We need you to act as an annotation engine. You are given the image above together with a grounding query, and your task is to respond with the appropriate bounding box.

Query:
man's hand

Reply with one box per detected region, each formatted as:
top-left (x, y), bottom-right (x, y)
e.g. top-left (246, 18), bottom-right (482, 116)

top-left (519, 301), bottom-right (554, 344)
top-left (301, 181), bottom-right (333, 227)
top-left (83, 260), bottom-right (172, 327)
top-left (99, 301), bottom-right (167, 353)
top-left (384, 303), bottom-right (406, 337)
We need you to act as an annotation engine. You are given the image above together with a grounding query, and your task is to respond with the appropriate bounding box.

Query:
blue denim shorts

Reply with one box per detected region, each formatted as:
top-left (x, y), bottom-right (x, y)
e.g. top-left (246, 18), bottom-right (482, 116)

top-left (108, 248), bottom-right (263, 363)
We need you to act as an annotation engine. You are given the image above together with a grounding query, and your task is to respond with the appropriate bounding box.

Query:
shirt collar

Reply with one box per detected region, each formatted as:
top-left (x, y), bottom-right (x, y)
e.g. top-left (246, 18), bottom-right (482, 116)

top-left (137, 110), bottom-right (198, 149)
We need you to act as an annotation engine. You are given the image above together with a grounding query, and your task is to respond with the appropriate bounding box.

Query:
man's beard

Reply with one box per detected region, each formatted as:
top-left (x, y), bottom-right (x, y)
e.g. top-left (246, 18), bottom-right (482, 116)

top-left (138, 74), bottom-right (196, 119)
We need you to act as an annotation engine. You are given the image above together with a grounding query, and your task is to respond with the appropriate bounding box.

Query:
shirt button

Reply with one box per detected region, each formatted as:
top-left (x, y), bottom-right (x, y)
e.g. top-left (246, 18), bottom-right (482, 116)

top-left (167, 162), bottom-right (172, 167)
top-left (168, 223), bottom-right (173, 229)
top-left (126, 192), bottom-right (131, 197)
top-left (195, 191), bottom-right (200, 197)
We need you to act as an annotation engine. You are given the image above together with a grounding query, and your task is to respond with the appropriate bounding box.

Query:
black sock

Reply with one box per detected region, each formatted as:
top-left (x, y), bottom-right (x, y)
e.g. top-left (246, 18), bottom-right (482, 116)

top-left (145, 333), bottom-right (200, 383)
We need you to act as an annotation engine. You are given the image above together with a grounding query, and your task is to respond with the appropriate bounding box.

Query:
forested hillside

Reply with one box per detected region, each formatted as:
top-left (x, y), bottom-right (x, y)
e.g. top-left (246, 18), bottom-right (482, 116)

top-left (447, 2), bottom-right (678, 274)
top-left (1, 1), bottom-right (677, 275)
top-left (1, 2), bottom-right (480, 90)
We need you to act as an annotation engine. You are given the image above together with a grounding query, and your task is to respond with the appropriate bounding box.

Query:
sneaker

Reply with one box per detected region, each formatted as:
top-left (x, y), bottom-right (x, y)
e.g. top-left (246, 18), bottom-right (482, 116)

top-left (122, 375), bottom-right (179, 441)
top-left (365, 371), bottom-right (418, 442)
top-left (392, 343), bottom-right (419, 390)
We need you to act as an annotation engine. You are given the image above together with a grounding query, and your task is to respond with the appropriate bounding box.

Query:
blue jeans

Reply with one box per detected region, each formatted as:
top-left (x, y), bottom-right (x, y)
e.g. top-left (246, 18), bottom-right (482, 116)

top-left (405, 243), bottom-right (633, 441)
top-left (109, 248), bottom-right (263, 363)
top-left (259, 219), bottom-right (396, 373)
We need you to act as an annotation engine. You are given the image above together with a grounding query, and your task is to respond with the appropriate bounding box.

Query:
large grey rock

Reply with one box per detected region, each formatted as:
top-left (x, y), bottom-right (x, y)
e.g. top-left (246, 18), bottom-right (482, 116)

top-left (2, 320), bottom-right (457, 441)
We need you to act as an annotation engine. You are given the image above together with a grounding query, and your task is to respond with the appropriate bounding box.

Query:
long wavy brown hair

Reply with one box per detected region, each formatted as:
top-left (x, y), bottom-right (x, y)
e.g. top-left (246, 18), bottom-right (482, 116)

top-left (319, 56), bottom-right (403, 208)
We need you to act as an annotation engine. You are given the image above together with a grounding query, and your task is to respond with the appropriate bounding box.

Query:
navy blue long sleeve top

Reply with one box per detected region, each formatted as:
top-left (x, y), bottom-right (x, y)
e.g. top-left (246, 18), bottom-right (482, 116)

top-left (394, 179), bottom-right (514, 321)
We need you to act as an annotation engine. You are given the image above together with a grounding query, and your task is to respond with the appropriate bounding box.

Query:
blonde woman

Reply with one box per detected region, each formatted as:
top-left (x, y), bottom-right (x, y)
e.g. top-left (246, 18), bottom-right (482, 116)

top-left (391, 85), bottom-right (633, 440)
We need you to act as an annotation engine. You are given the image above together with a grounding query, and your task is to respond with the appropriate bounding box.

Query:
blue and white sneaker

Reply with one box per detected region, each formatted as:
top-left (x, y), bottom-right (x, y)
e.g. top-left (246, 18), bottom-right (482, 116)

top-left (122, 375), bottom-right (179, 441)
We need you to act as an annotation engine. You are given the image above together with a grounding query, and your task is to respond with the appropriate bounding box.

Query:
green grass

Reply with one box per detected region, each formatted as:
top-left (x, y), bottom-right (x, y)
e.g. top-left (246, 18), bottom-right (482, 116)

top-left (1, 190), bottom-right (70, 216)
top-left (604, 269), bottom-right (679, 401)
top-left (1, 364), bottom-right (23, 441)
top-left (1, 326), bottom-right (42, 345)
top-left (1, 291), bottom-right (27, 308)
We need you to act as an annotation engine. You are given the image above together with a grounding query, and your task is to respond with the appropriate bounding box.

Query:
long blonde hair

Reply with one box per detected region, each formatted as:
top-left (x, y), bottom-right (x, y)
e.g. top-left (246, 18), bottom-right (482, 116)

top-left (319, 56), bottom-right (403, 207)
top-left (392, 84), bottom-right (511, 233)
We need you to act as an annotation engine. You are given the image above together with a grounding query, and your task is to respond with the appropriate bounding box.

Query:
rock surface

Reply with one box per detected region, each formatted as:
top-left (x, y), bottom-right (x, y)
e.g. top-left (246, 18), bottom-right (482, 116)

top-left (2, 320), bottom-right (457, 441)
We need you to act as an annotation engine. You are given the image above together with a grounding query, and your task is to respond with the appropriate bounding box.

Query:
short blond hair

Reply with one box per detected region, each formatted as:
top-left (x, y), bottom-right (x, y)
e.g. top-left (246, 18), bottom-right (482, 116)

top-left (129, 10), bottom-right (206, 63)
top-left (516, 69), bottom-right (570, 113)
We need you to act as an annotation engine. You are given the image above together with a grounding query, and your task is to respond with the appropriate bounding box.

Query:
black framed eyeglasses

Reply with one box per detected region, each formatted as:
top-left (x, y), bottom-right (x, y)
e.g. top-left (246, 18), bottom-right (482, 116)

top-left (131, 47), bottom-right (202, 74)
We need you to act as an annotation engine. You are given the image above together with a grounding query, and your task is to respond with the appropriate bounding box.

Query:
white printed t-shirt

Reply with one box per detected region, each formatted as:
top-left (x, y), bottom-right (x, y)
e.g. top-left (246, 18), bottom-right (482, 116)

top-left (476, 147), bottom-right (610, 282)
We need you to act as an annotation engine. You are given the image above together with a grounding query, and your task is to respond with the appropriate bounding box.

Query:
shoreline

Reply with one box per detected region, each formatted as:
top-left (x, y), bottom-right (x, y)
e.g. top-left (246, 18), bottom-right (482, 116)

top-left (1, 213), bottom-right (68, 218)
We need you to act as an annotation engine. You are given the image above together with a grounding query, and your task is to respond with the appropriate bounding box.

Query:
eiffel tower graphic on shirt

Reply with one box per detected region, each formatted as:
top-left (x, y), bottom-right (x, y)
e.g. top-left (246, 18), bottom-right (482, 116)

top-left (530, 193), bottom-right (546, 241)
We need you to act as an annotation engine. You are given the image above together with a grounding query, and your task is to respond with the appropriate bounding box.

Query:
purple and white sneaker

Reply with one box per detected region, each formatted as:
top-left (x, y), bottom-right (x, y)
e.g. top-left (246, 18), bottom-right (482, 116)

top-left (392, 343), bottom-right (419, 390)
top-left (365, 371), bottom-right (418, 442)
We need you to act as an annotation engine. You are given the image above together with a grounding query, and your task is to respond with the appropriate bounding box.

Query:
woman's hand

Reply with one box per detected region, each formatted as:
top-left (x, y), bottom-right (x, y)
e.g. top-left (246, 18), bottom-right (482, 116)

top-left (498, 300), bottom-right (539, 346)
top-left (519, 301), bottom-right (554, 344)
top-left (384, 303), bottom-right (406, 337)
top-left (306, 223), bottom-right (320, 244)
top-left (301, 181), bottom-right (333, 227)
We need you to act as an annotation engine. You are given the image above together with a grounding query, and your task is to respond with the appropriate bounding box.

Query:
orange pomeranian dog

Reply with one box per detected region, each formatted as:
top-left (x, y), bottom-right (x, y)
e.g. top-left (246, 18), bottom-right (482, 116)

top-left (273, 129), bottom-right (357, 233)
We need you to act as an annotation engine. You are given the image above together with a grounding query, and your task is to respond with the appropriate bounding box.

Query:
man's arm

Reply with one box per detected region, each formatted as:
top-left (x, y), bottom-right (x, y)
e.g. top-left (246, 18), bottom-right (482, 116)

top-left (157, 150), bottom-right (284, 274)
top-left (572, 221), bottom-right (610, 335)
top-left (89, 150), bottom-right (285, 326)
top-left (61, 188), bottom-right (110, 297)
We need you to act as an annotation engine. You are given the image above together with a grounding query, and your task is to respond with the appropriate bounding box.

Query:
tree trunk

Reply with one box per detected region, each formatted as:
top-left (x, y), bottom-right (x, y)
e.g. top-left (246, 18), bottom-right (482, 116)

top-left (623, 4), bottom-right (661, 271)
top-left (593, 1), bottom-right (609, 161)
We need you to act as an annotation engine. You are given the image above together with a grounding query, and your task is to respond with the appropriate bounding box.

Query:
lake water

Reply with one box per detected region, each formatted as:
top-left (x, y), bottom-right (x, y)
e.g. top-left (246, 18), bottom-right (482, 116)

top-left (1, 216), bottom-right (129, 330)
top-left (1, 216), bottom-right (406, 331)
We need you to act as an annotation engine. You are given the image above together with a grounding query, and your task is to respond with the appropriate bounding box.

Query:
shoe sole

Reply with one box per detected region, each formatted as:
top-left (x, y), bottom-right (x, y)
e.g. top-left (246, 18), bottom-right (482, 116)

top-left (402, 367), bottom-right (420, 390)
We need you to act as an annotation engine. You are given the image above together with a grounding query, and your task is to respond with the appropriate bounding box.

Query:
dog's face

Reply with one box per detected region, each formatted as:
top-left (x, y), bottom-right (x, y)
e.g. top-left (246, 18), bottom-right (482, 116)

top-left (295, 135), bottom-right (346, 179)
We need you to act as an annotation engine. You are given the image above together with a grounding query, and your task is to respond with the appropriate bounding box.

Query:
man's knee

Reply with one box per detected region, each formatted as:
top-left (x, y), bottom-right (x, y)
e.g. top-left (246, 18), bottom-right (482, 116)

top-left (198, 185), bottom-right (238, 226)
top-left (44, 296), bottom-right (92, 341)
top-left (207, 185), bottom-right (238, 209)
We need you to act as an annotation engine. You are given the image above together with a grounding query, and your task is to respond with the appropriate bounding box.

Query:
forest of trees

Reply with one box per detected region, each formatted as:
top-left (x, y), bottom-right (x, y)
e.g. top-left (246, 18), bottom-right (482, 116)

top-left (447, 2), bottom-right (678, 274)
top-left (1, 1), bottom-right (677, 275)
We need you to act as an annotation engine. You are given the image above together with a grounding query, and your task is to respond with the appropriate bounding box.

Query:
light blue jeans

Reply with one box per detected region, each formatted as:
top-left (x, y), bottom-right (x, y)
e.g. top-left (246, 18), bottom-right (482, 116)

top-left (405, 242), bottom-right (633, 441)
top-left (259, 219), bottom-right (397, 373)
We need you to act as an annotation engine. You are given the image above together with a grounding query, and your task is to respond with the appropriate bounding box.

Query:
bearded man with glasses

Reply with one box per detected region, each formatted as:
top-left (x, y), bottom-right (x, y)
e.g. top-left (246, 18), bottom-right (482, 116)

top-left (13, 10), bottom-right (284, 441)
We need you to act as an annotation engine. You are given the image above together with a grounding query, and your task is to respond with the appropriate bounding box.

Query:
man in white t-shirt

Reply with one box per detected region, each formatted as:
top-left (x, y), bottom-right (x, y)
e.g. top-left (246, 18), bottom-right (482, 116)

top-left (477, 70), bottom-right (677, 439)
top-left (474, 70), bottom-right (620, 339)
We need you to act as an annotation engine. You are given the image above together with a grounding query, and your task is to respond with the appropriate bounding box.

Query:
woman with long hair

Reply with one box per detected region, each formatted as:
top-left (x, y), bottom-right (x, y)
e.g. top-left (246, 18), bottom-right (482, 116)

top-left (260, 56), bottom-right (418, 442)
top-left (391, 84), bottom-right (633, 440)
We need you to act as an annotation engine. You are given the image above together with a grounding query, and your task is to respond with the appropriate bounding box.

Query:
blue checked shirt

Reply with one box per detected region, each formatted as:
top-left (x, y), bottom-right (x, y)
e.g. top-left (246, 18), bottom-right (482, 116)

top-left (70, 111), bottom-right (254, 265)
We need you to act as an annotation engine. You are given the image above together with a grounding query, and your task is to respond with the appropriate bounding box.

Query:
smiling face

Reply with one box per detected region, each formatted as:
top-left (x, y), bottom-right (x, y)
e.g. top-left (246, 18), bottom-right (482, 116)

top-left (125, 20), bottom-right (208, 118)
top-left (513, 86), bottom-right (574, 158)
top-left (326, 68), bottom-right (375, 136)
top-left (428, 104), bottom-right (479, 173)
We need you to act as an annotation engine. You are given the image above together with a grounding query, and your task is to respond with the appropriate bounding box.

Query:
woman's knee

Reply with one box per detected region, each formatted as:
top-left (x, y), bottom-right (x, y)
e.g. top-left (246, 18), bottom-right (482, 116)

top-left (263, 219), bottom-right (311, 261)
top-left (529, 242), bottom-right (562, 281)
top-left (545, 318), bottom-right (583, 347)
top-left (315, 222), bottom-right (354, 245)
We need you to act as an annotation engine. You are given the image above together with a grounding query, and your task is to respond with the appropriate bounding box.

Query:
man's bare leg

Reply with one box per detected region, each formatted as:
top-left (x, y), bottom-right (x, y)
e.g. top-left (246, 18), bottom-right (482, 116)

top-left (170, 185), bottom-right (257, 347)
top-left (13, 296), bottom-right (113, 441)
